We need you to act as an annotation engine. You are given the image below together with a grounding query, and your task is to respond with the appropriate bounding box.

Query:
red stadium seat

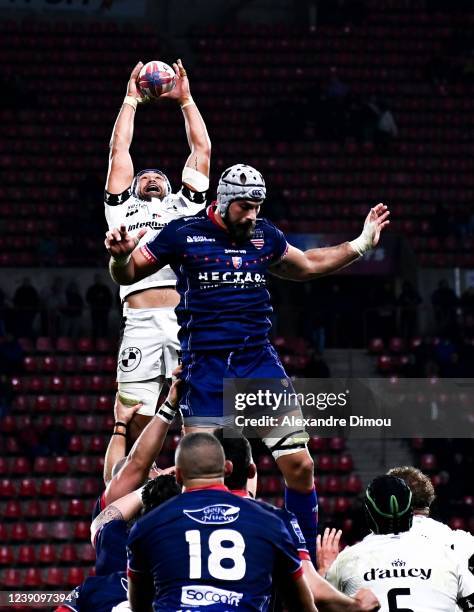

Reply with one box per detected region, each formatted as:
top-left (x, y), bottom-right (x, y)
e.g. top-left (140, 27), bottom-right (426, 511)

top-left (35, 395), bottom-right (52, 411)
top-left (345, 474), bottom-right (362, 495)
top-left (58, 478), bottom-right (79, 497)
top-left (34, 456), bottom-right (51, 474)
top-left (11, 522), bottom-right (28, 541)
top-left (56, 336), bottom-right (75, 353)
top-left (39, 478), bottom-right (57, 497)
top-left (62, 415), bottom-right (77, 432)
top-left (68, 435), bottom-right (84, 454)
top-left (81, 414), bottom-right (97, 432)
top-left (24, 567), bottom-right (43, 587)
top-left (83, 355), bottom-right (99, 372)
top-left (325, 476), bottom-right (342, 494)
top-left (46, 499), bottom-right (63, 518)
top-left (50, 375), bottom-right (66, 392)
top-left (0, 546), bottom-right (14, 565)
top-left (308, 437), bottom-right (326, 452)
top-left (74, 456), bottom-right (94, 473)
top-left (52, 456), bottom-right (70, 474)
top-left (18, 545), bottom-right (36, 565)
top-left (76, 395), bottom-right (92, 412)
top-left (39, 543), bottom-right (57, 564)
top-left (69, 375), bottom-right (87, 392)
top-left (66, 566), bottom-right (85, 587)
top-left (3, 500), bottom-right (21, 519)
top-left (57, 395), bottom-right (71, 411)
top-left (61, 543), bottom-right (78, 563)
top-left (24, 499), bottom-right (41, 518)
top-left (328, 437), bottom-right (345, 452)
top-left (51, 521), bottom-right (72, 541)
top-left (96, 338), bottom-right (114, 353)
top-left (0, 479), bottom-right (15, 498)
top-left (334, 497), bottom-right (351, 514)
top-left (36, 336), bottom-right (54, 352)
top-left (44, 567), bottom-right (65, 586)
top-left (96, 395), bottom-right (113, 411)
top-left (82, 477), bottom-right (100, 496)
top-left (89, 435), bottom-right (105, 453)
top-left (335, 454), bottom-right (353, 472)
top-left (77, 338), bottom-right (93, 353)
top-left (62, 355), bottom-right (77, 373)
top-left (449, 517), bottom-right (466, 531)
top-left (30, 522), bottom-right (49, 541)
top-left (23, 355), bottom-right (38, 372)
top-left (420, 453), bottom-right (437, 472)
top-left (317, 455), bottom-right (334, 472)
top-left (368, 338), bottom-right (384, 354)
top-left (74, 521), bottom-right (90, 540)
top-left (256, 454), bottom-right (274, 473)
top-left (42, 356), bottom-right (58, 372)
top-left (1, 568), bottom-right (22, 587)
top-left (18, 479), bottom-right (36, 497)
top-left (68, 499), bottom-right (86, 517)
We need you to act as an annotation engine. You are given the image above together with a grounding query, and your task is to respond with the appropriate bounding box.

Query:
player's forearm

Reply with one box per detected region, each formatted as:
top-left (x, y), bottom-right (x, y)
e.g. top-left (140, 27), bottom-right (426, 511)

top-left (109, 102), bottom-right (136, 153)
top-left (304, 562), bottom-right (360, 611)
top-left (181, 99), bottom-right (211, 170)
top-left (103, 428), bottom-right (127, 485)
top-left (109, 255), bottom-right (137, 286)
top-left (127, 415), bottom-right (170, 473)
top-left (304, 243), bottom-right (359, 278)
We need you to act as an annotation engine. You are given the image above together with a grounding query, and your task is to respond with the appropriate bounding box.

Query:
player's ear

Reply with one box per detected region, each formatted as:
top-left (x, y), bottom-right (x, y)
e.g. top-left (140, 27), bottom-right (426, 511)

top-left (248, 462), bottom-right (257, 480)
top-left (224, 459), bottom-right (233, 478)
top-left (175, 467), bottom-right (183, 486)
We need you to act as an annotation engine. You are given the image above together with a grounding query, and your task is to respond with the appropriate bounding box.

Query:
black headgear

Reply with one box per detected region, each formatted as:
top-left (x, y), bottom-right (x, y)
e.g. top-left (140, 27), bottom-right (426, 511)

top-left (364, 475), bottom-right (413, 535)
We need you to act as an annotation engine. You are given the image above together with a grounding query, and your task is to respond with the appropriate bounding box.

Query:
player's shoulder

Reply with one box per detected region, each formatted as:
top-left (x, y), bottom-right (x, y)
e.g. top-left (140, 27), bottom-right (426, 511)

top-left (256, 217), bottom-right (283, 232)
top-left (162, 206), bottom-right (208, 231)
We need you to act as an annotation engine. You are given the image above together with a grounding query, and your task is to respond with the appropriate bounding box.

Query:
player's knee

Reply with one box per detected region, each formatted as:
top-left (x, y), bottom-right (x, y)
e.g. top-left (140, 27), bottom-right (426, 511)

top-left (277, 450), bottom-right (314, 485)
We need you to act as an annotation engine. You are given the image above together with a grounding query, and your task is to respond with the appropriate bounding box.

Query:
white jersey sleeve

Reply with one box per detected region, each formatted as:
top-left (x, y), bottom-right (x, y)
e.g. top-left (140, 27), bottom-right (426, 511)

top-left (327, 531), bottom-right (472, 612)
top-left (104, 185), bottom-right (205, 301)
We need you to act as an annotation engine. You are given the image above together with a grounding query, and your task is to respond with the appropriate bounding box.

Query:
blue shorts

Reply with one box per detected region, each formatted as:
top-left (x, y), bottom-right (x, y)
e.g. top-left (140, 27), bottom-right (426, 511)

top-left (180, 343), bottom-right (292, 426)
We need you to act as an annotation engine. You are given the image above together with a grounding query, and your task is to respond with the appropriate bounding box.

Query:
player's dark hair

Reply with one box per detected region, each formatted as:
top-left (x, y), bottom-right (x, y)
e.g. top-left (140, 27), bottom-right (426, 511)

top-left (141, 474), bottom-right (181, 516)
top-left (364, 475), bottom-right (413, 535)
top-left (214, 428), bottom-right (252, 490)
top-left (387, 466), bottom-right (435, 510)
top-left (175, 432), bottom-right (225, 480)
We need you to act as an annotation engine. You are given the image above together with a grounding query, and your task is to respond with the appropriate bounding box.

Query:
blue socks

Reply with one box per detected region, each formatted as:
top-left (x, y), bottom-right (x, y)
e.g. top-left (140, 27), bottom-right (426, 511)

top-left (285, 485), bottom-right (318, 565)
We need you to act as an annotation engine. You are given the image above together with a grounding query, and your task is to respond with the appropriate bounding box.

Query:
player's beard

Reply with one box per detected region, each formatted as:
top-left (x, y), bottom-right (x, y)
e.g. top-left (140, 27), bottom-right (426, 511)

top-left (139, 184), bottom-right (164, 201)
top-left (227, 219), bottom-right (256, 243)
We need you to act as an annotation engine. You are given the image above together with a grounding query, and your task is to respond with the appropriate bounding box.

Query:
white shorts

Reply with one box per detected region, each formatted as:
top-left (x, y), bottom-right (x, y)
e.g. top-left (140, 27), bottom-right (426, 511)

top-left (117, 306), bottom-right (180, 383)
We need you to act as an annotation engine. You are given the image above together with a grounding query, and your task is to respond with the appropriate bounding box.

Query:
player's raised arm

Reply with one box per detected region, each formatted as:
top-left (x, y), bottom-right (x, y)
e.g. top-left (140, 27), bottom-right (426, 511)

top-left (161, 59), bottom-right (211, 191)
top-left (269, 204), bottom-right (390, 281)
top-left (106, 62), bottom-right (146, 195)
top-left (106, 224), bottom-right (162, 285)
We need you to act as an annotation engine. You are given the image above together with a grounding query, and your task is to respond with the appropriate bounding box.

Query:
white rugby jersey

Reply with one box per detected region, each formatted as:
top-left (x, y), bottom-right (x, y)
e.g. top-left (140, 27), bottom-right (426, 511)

top-left (411, 515), bottom-right (474, 572)
top-left (326, 531), bottom-right (474, 611)
top-left (104, 185), bottom-right (205, 301)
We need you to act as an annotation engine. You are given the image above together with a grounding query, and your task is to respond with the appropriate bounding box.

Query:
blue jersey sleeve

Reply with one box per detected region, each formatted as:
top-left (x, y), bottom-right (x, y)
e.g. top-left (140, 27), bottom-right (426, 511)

top-left (140, 220), bottom-right (180, 266)
top-left (270, 225), bottom-right (289, 263)
top-left (272, 514), bottom-right (304, 579)
top-left (277, 509), bottom-right (310, 560)
top-left (126, 522), bottom-right (150, 579)
top-left (95, 520), bottom-right (128, 575)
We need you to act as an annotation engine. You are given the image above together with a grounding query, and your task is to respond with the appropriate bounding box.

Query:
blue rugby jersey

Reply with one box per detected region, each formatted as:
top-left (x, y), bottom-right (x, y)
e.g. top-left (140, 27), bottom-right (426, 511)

top-left (141, 205), bottom-right (289, 351)
top-left (62, 571), bottom-right (128, 612)
top-left (127, 485), bottom-right (302, 611)
top-left (94, 520), bottom-right (128, 576)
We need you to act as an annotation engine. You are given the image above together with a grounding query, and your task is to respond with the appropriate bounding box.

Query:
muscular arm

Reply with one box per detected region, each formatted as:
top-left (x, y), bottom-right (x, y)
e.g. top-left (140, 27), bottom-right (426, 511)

top-left (107, 229), bottom-right (164, 286)
top-left (181, 101), bottom-right (211, 178)
top-left (269, 203), bottom-right (390, 282)
top-left (106, 62), bottom-right (144, 195)
top-left (90, 492), bottom-right (143, 546)
top-left (270, 243), bottom-right (359, 282)
top-left (287, 574), bottom-right (318, 611)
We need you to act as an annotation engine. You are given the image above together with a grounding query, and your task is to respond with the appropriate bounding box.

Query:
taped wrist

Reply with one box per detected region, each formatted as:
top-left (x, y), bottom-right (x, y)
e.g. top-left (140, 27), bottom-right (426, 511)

top-left (182, 167), bottom-right (210, 193)
top-left (123, 95), bottom-right (138, 110)
top-left (156, 400), bottom-right (177, 424)
top-left (111, 253), bottom-right (131, 267)
top-left (349, 223), bottom-right (374, 256)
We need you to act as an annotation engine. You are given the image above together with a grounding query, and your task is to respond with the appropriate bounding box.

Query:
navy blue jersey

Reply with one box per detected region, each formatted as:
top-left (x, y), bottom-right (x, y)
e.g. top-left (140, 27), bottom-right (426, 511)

top-left (127, 485), bottom-right (302, 611)
top-left (141, 206), bottom-right (288, 351)
top-left (63, 571), bottom-right (127, 612)
top-left (95, 520), bottom-right (128, 576)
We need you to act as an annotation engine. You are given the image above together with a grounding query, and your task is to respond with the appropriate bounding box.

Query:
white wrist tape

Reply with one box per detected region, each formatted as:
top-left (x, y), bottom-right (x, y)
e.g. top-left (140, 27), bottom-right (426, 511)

top-left (111, 253), bottom-right (131, 267)
top-left (123, 96), bottom-right (138, 110)
top-left (134, 485), bottom-right (145, 505)
top-left (349, 222), bottom-right (374, 257)
top-left (182, 167), bottom-right (209, 192)
top-left (180, 99), bottom-right (195, 110)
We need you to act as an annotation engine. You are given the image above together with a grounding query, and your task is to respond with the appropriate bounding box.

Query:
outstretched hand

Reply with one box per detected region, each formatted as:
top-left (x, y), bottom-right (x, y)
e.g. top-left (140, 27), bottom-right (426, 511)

top-left (105, 225), bottom-right (147, 260)
top-left (362, 203), bottom-right (390, 248)
top-left (316, 527), bottom-right (342, 576)
top-left (126, 61), bottom-right (148, 103)
top-left (160, 58), bottom-right (192, 104)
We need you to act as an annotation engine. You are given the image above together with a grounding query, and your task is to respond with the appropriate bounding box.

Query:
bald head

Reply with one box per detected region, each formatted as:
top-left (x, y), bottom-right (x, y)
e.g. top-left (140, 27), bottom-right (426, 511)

top-left (175, 433), bottom-right (225, 484)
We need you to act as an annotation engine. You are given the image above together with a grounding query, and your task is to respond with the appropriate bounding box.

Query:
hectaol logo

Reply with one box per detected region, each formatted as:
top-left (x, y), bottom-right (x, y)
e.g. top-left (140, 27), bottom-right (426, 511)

top-left (181, 585), bottom-right (243, 607)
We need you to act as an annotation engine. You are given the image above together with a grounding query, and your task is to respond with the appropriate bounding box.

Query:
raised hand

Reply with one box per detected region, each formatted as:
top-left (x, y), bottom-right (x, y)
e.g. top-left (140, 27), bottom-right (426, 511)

top-left (114, 393), bottom-right (142, 425)
top-left (126, 61), bottom-right (148, 103)
top-left (316, 527), bottom-right (342, 576)
top-left (105, 225), bottom-right (147, 261)
top-left (160, 58), bottom-right (192, 105)
top-left (362, 203), bottom-right (390, 248)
